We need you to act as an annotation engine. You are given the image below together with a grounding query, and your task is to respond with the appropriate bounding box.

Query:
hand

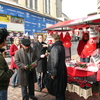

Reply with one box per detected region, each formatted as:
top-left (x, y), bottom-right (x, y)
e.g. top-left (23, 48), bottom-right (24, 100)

top-left (40, 54), bottom-right (45, 58)
top-left (51, 76), bottom-right (55, 80)
top-left (10, 69), bottom-right (15, 72)
top-left (42, 44), bottom-right (48, 47)
top-left (45, 53), bottom-right (49, 56)
top-left (30, 63), bottom-right (37, 68)
top-left (24, 66), bottom-right (28, 70)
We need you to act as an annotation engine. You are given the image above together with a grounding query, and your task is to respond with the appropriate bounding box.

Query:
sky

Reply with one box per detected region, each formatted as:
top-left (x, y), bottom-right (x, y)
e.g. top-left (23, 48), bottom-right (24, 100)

top-left (62, 0), bottom-right (97, 19)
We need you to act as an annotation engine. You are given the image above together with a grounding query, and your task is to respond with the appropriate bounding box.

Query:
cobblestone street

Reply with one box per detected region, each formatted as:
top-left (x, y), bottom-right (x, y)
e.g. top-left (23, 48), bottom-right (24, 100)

top-left (8, 86), bottom-right (55, 100)
top-left (6, 42), bottom-right (100, 100)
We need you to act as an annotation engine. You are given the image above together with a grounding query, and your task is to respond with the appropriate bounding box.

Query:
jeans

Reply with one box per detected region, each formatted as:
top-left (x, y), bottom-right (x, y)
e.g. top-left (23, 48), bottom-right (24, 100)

top-left (37, 72), bottom-right (45, 88)
top-left (80, 57), bottom-right (90, 63)
top-left (0, 90), bottom-right (7, 100)
top-left (12, 69), bottom-right (18, 86)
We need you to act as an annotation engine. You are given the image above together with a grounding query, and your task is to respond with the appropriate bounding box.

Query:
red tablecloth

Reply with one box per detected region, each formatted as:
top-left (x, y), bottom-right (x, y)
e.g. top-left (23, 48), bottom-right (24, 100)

top-left (67, 67), bottom-right (96, 77)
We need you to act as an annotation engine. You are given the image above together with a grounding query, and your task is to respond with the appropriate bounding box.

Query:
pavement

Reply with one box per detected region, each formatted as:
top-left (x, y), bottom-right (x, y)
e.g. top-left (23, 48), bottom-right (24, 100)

top-left (5, 42), bottom-right (100, 100)
top-left (5, 56), bottom-right (100, 100)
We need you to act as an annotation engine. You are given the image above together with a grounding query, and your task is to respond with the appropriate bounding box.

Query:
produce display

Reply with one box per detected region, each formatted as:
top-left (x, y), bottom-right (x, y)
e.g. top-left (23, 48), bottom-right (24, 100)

top-left (78, 64), bottom-right (87, 68)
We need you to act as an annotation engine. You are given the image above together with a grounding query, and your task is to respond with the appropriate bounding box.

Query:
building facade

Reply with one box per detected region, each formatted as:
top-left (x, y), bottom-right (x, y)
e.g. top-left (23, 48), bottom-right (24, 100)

top-left (0, 0), bottom-right (64, 35)
top-left (7, 0), bottom-right (62, 18)
top-left (97, 0), bottom-right (100, 13)
top-left (0, 0), bottom-right (66, 57)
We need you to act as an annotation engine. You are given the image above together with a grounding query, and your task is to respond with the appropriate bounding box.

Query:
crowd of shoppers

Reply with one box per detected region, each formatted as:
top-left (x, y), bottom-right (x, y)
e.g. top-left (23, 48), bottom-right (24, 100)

top-left (0, 28), bottom-right (72, 100)
top-left (1, 27), bottom-right (100, 100)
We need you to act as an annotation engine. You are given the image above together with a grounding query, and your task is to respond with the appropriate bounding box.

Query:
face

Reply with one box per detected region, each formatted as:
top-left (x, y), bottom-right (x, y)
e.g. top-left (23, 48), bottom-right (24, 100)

top-left (16, 38), bottom-right (20, 45)
top-left (51, 37), bottom-right (55, 44)
top-left (83, 34), bottom-right (89, 40)
top-left (38, 35), bottom-right (43, 43)
top-left (97, 49), bottom-right (100, 54)
top-left (22, 45), bottom-right (30, 51)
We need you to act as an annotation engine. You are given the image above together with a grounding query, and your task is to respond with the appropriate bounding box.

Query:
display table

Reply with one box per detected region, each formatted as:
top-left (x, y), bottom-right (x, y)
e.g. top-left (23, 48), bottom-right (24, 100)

top-left (67, 67), bottom-right (96, 77)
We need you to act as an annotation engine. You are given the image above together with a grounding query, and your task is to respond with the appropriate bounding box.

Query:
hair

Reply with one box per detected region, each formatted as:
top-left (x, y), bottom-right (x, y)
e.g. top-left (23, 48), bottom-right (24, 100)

top-left (13, 37), bottom-right (20, 44)
top-left (0, 28), bottom-right (9, 44)
top-left (50, 33), bottom-right (60, 41)
top-left (37, 34), bottom-right (43, 39)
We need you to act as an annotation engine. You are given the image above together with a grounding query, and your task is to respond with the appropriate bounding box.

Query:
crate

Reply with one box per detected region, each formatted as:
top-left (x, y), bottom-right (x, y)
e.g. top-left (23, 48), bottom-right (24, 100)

top-left (72, 84), bottom-right (80, 95)
top-left (66, 83), bottom-right (73, 92)
top-left (79, 88), bottom-right (92, 99)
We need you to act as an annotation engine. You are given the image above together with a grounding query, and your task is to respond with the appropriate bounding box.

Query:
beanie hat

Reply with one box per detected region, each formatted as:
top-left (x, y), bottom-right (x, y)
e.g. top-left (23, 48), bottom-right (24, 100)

top-left (21, 39), bottom-right (30, 47)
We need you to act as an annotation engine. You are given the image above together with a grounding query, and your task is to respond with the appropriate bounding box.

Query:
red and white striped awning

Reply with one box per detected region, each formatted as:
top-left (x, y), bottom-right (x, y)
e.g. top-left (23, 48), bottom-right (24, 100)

top-left (42, 14), bottom-right (100, 31)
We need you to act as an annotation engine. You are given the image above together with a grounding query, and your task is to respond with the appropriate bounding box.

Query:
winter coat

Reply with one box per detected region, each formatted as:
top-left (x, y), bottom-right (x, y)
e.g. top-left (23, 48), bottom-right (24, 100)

top-left (77, 40), bottom-right (88, 58)
top-left (14, 47), bottom-right (37, 86)
top-left (46, 41), bottom-right (67, 96)
top-left (33, 41), bottom-right (47, 73)
top-left (0, 48), bottom-right (13, 90)
top-left (10, 44), bottom-right (22, 69)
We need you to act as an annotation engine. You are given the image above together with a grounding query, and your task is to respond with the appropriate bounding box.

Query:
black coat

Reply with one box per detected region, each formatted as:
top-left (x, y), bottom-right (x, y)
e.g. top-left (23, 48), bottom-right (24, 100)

top-left (33, 41), bottom-right (47, 73)
top-left (47, 41), bottom-right (67, 96)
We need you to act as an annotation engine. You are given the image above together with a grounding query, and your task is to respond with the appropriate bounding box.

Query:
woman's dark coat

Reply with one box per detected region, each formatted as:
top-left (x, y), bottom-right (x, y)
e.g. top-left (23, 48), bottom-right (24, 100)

top-left (46, 41), bottom-right (67, 96)
top-left (14, 47), bottom-right (37, 86)
top-left (33, 41), bottom-right (47, 73)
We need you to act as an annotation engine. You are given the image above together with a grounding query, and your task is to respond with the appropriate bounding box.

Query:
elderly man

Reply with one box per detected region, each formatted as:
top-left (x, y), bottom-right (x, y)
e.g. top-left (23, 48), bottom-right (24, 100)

top-left (14, 39), bottom-right (37, 100)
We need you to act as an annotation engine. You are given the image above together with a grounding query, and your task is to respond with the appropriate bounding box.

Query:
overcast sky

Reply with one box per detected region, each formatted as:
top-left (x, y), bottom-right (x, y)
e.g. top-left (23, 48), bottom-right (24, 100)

top-left (62, 0), bottom-right (97, 19)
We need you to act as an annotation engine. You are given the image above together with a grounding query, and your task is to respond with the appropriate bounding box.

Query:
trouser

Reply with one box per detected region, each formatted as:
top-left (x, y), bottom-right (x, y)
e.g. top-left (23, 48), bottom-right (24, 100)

top-left (21, 75), bottom-right (34, 100)
top-left (21, 85), bottom-right (34, 100)
top-left (80, 57), bottom-right (90, 63)
top-left (12, 69), bottom-right (18, 85)
top-left (56, 92), bottom-right (65, 100)
top-left (37, 72), bottom-right (45, 88)
top-left (0, 90), bottom-right (7, 100)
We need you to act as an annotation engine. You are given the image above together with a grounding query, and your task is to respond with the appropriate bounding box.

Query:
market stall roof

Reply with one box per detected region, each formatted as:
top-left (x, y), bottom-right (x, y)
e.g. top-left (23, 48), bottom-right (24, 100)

top-left (42, 14), bottom-right (100, 30)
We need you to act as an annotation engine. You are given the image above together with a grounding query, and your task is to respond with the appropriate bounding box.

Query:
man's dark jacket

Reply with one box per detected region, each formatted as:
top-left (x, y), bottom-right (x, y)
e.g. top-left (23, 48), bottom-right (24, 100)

top-left (0, 49), bottom-right (13, 90)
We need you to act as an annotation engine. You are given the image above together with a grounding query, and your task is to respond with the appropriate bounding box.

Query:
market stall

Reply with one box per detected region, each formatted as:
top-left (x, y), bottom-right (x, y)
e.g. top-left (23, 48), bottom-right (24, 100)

top-left (42, 14), bottom-right (100, 99)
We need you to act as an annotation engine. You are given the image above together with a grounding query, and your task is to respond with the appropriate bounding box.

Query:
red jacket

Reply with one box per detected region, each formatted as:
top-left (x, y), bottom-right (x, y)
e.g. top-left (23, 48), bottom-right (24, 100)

top-left (77, 40), bottom-right (88, 58)
top-left (10, 44), bottom-right (22, 69)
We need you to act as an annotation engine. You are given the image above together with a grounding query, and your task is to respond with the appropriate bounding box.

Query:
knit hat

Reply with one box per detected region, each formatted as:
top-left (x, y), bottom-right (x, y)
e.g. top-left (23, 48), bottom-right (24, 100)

top-left (21, 39), bottom-right (31, 47)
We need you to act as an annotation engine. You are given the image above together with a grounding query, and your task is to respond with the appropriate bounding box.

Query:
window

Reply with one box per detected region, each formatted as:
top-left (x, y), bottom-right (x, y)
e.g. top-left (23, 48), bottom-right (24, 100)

top-left (26, 0), bottom-right (30, 8)
top-left (48, 0), bottom-right (51, 14)
top-left (43, 0), bottom-right (51, 14)
top-left (45, 0), bottom-right (47, 13)
top-left (34, 0), bottom-right (38, 10)
top-left (30, 0), bottom-right (33, 9)
top-left (25, 0), bottom-right (38, 11)
top-left (10, 0), bottom-right (19, 3)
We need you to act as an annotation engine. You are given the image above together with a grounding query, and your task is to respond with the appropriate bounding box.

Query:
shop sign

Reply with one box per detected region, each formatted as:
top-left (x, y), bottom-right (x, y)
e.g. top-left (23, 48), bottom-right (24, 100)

top-left (11, 16), bottom-right (24, 24)
top-left (0, 14), bottom-right (10, 22)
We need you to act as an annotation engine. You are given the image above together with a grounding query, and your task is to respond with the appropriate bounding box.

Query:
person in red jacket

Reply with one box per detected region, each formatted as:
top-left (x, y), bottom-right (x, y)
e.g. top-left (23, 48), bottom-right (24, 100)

top-left (10, 37), bottom-right (22, 87)
top-left (77, 33), bottom-right (90, 62)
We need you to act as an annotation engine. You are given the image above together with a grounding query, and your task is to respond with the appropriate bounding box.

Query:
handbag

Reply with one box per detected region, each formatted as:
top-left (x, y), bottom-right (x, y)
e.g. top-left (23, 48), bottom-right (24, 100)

top-left (44, 72), bottom-right (58, 96)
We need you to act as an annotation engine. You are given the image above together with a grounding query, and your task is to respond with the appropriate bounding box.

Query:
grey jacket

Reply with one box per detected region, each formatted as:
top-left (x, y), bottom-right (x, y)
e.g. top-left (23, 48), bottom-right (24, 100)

top-left (14, 47), bottom-right (37, 86)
